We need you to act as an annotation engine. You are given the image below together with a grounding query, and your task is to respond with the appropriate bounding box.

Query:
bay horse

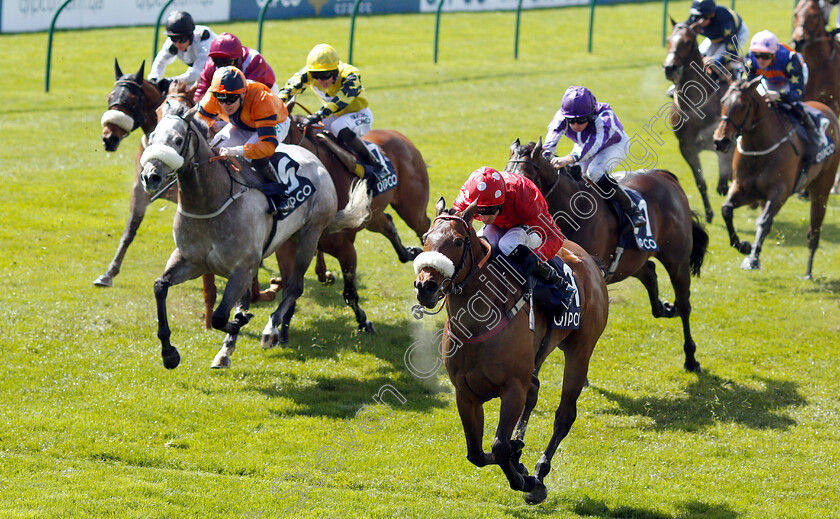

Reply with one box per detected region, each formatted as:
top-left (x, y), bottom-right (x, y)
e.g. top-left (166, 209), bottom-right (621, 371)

top-left (262, 107), bottom-right (430, 333)
top-left (97, 59), bottom-right (278, 327)
top-left (414, 198), bottom-right (609, 504)
top-left (139, 104), bottom-right (370, 369)
top-left (792, 0), bottom-right (840, 192)
top-left (663, 20), bottom-right (734, 222)
top-left (712, 76), bottom-right (840, 278)
top-left (505, 139), bottom-right (708, 373)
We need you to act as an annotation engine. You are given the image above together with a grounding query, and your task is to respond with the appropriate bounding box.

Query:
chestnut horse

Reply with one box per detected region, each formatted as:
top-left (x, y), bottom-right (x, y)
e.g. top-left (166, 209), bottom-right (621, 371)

top-left (713, 77), bottom-right (840, 278)
top-left (792, 0), bottom-right (840, 192)
top-left (263, 110), bottom-right (430, 334)
top-left (663, 20), bottom-right (734, 222)
top-left (414, 198), bottom-right (608, 504)
top-left (97, 60), bottom-right (277, 327)
top-left (505, 139), bottom-right (708, 373)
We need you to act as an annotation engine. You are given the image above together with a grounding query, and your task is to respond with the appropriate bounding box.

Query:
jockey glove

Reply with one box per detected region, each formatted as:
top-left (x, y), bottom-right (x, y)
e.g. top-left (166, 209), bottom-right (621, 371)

top-left (219, 146), bottom-right (245, 157)
top-left (302, 114), bottom-right (321, 129)
top-left (151, 77), bottom-right (172, 94)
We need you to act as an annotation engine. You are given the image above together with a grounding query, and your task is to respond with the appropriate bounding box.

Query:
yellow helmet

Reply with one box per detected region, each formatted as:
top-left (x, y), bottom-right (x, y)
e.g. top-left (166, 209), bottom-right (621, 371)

top-left (306, 44), bottom-right (340, 72)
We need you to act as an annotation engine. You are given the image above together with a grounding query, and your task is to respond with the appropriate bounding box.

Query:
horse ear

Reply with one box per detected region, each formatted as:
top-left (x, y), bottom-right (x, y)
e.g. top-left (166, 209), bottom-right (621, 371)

top-left (462, 199), bottom-right (479, 223)
top-left (135, 60), bottom-right (145, 81)
top-left (670, 16), bottom-right (677, 27)
top-left (435, 196), bottom-right (446, 216)
top-left (747, 76), bottom-right (763, 90)
top-left (184, 106), bottom-right (198, 123)
top-left (114, 58), bottom-right (123, 79)
top-left (534, 136), bottom-right (543, 158)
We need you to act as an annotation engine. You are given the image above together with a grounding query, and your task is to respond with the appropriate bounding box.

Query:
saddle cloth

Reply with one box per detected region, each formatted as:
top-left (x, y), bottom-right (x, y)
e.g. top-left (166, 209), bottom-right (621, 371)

top-left (362, 141), bottom-right (398, 196)
top-left (528, 256), bottom-right (582, 331)
top-left (783, 105), bottom-right (836, 164)
top-left (267, 149), bottom-right (316, 220)
top-left (610, 187), bottom-right (658, 252)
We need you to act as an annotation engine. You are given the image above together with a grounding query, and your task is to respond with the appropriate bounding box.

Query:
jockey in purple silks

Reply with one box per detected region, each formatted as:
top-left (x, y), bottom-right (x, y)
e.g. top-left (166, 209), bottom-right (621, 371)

top-left (543, 85), bottom-right (646, 228)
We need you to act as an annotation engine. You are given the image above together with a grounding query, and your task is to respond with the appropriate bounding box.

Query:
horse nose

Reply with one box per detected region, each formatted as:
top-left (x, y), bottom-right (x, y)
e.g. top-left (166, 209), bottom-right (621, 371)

top-left (714, 137), bottom-right (731, 153)
top-left (792, 39), bottom-right (805, 53)
top-left (414, 278), bottom-right (440, 308)
top-left (663, 65), bottom-right (676, 80)
top-left (140, 165), bottom-right (162, 193)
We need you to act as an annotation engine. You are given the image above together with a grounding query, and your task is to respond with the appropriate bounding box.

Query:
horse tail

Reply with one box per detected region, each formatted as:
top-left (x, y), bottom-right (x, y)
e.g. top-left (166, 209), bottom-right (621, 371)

top-left (689, 212), bottom-right (709, 277)
top-left (328, 180), bottom-right (372, 232)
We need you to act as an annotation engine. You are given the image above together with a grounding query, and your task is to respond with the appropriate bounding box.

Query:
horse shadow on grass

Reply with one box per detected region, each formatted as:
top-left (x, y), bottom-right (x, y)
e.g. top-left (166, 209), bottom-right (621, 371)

top-left (747, 219), bottom-right (840, 248)
top-left (593, 372), bottom-right (805, 432)
top-left (546, 497), bottom-right (737, 519)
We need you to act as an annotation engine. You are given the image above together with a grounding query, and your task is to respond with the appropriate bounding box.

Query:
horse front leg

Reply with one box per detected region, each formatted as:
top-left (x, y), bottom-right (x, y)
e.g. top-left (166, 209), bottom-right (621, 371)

top-left (528, 347), bottom-right (590, 505)
top-left (209, 266), bottom-right (256, 369)
top-left (153, 250), bottom-right (203, 369)
top-left (721, 183), bottom-right (753, 255)
top-left (455, 390), bottom-right (493, 468)
top-left (742, 196), bottom-right (784, 271)
top-left (94, 176), bottom-right (152, 287)
top-left (493, 383), bottom-right (534, 493)
top-left (679, 140), bottom-right (713, 223)
top-left (511, 372), bottom-right (541, 477)
top-left (717, 147), bottom-right (734, 197)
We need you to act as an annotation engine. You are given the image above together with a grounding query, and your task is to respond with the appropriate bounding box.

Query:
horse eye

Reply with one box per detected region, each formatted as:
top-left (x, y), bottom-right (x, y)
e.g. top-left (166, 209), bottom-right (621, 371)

top-left (173, 136), bottom-right (183, 146)
top-left (454, 238), bottom-right (464, 247)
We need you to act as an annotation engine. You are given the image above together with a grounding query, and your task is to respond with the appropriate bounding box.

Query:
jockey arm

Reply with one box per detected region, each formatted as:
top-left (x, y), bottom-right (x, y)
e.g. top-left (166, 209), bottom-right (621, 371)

top-left (312, 71), bottom-right (364, 120)
top-left (277, 66), bottom-right (309, 105)
top-left (574, 110), bottom-right (620, 164)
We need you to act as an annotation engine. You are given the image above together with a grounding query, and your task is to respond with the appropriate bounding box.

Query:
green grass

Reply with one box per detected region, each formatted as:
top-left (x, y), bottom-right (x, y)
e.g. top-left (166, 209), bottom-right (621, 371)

top-left (1, 2), bottom-right (839, 517)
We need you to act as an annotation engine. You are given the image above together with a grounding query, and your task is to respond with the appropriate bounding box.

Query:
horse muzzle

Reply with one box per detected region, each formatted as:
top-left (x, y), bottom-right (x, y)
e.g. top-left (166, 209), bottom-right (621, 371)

top-left (140, 162), bottom-right (166, 194)
top-left (414, 276), bottom-right (442, 309)
top-left (714, 137), bottom-right (732, 153)
top-left (101, 127), bottom-right (127, 152)
top-left (663, 64), bottom-right (681, 82)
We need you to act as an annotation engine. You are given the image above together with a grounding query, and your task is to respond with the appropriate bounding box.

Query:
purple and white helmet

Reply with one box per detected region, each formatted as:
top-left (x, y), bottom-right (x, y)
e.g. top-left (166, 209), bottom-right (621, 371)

top-left (749, 30), bottom-right (780, 55)
top-left (559, 86), bottom-right (597, 118)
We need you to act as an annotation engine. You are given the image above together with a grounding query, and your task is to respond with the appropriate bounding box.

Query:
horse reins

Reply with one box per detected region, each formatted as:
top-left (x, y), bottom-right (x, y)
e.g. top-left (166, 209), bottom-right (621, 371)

top-left (506, 157), bottom-right (562, 199)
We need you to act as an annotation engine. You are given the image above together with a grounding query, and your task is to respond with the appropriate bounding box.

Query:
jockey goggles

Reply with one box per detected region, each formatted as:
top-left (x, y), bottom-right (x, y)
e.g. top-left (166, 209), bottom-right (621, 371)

top-left (476, 205), bottom-right (502, 216)
top-left (213, 92), bottom-right (241, 104)
top-left (753, 53), bottom-right (774, 60)
top-left (568, 115), bottom-right (592, 125)
top-left (212, 57), bottom-right (237, 68)
top-left (310, 69), bottom-right (338, 81)
top-left (171, 34), bottom-right (191, 43)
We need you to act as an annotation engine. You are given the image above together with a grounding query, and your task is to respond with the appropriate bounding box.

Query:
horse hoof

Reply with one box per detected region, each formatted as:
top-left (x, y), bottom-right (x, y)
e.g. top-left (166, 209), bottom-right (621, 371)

top-left (359, 321), bottom-right (376, 334)
top-left (93, 274), bottom-right (113, 287)
top-left (162, 348), bottom-right (181, 370)
top-left (404, 246), bottom-right (423, 262)
top-left (685, 361), bottom-right (702, 373)
top-left (524, 481), bottom-right (547, 505)
top-left (736, 242), bottom-right (752, 255)
top-left (210, 354), bottom-right (231, 369)
top-left (704, 209), bottom-right (714, 224)
top-left (320, 272), bottom-right (336, 286)
top-left (261, 333), bottom-right (279, 349)
top-left (740, 257), bottom-right (760, 270)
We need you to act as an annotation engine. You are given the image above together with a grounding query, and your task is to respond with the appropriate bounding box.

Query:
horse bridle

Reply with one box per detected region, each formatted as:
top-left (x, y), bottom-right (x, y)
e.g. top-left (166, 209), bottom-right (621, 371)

top-left (109, 79), bottom-right (148, 132)
top-left (148, 112), bottom-right (200, 201)
top-left (719, 86), bottom-right (767, 137)
top-left (665, 24), bottom-right (703, 81)
top-left (793, 5), bottom-right (831, 51)
top-left (507, 156), bottom-right (562, 198)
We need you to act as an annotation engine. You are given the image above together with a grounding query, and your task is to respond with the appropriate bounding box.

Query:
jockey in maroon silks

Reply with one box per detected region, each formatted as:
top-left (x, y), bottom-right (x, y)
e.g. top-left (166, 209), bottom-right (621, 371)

top-left (453, 167), bottom-right (573, 301)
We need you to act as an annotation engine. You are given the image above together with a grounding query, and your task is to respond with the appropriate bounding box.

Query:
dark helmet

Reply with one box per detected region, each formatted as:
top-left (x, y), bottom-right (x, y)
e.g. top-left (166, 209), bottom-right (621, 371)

top-left (210, 66), bottom-right (247, 95)
top-left (165, 10), bottom-right (195, 38)
top-left (690, 0), bottom-right (716, 18)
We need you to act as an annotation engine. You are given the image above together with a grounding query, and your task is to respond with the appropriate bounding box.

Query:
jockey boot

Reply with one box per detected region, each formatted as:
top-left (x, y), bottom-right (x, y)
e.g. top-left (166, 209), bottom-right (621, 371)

top-left (508, 245), bottom-right (574, 308)
top-left (595, 175), bottom-right (646, 228)
top-left (337, 128), bottom-right (386, 182)
top-left (793, 102), bottom-right (823, 154)
top-left (253, 158), bottom-right (285, 215)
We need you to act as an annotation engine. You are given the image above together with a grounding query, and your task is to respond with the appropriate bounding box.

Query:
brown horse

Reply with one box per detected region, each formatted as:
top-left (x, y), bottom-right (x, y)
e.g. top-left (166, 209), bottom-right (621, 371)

top-left (713, 77), bottom-right (840, 278)
top-left (663, 20), bottom-right (734, 222)
top-left (97, 60), bottom-right (277, 327)
top-left (792, 0), bottom-right (840, 192)
top-left (262, 111), bottom-right (430, 335)
top-left (413, 198), bottom-right (609, 504)
top-left (505, 139), bottom-right (708, 373)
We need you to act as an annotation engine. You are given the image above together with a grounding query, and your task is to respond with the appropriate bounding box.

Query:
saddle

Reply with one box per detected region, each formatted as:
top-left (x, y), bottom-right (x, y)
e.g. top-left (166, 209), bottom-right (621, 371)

top-left (311, 130), bottom-right (399, 196)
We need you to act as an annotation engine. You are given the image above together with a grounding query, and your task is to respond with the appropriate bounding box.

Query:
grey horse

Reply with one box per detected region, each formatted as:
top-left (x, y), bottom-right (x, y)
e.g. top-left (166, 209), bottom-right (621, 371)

top-left (139, 105), bottom-right (370, 369)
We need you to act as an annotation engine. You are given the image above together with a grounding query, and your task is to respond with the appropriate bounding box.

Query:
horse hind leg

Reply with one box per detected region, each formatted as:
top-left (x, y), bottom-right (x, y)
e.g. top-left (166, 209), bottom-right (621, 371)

top-left (632, 260), bottom-right (676, 318)
top-left (366, 212), bottom-right (421, 263)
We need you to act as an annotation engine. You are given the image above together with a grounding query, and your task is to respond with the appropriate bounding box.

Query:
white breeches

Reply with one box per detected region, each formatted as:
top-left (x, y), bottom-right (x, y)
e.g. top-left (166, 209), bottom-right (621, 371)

top-left (209, 119), bottom-right (291, 149)
top-left (321, 107), bottom-right (373, 137)
top-left (579, 132), bottom-right (631, 183)
top-left (479, 224), bottom-right (542, 256)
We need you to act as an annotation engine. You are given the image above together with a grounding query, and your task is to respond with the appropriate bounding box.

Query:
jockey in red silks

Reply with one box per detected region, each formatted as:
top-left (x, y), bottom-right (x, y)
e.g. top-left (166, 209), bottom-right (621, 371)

top-left (453, 167), bottom-right (573, 300)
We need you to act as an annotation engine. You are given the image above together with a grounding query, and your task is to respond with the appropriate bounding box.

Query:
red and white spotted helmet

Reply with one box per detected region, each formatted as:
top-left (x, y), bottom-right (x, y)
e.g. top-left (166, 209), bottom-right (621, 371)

top-left (463, 167), bottom-right (506, 207)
